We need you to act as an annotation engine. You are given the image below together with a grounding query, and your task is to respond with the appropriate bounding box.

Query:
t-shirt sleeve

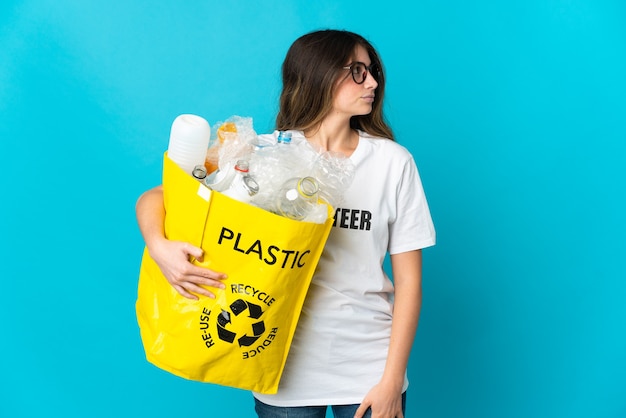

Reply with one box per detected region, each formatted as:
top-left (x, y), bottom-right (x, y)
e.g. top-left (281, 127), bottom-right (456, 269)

top-left (387, 155), bottom-right (436, 254)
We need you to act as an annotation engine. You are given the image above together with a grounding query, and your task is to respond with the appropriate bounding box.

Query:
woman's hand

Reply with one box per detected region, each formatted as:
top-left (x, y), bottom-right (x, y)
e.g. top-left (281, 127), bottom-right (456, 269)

top-left (354, 379), bottom-right (404, 418)
top-left (148, 236), bottom-right (227, 300)
top-left (136, 185), bottom-right (227, 300)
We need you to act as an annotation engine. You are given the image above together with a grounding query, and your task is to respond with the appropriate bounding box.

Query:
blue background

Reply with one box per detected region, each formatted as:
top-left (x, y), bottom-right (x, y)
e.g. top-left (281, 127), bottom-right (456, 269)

top-left (1, 1), bottom-right (625, 417)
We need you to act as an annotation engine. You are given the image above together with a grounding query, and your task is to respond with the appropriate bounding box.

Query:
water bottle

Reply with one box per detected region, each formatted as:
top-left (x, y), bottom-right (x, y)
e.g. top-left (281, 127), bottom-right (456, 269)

top-left (275, 177), bottom-right (320, 221)
top-left (221, 160), bottom-right (260, 203)
top-left (167, 114), bottom-right (212, 175)
top-left (249, 131), bottom-right (292, 207)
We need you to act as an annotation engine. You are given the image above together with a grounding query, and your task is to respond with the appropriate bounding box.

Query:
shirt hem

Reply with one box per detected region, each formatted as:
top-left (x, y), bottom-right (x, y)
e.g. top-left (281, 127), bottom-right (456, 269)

top-left (253, 382), bottom-right (410, 407)
top-left (253, 395), bottom-right (366, 407)
top-left (389, 237), bottom-right (436, 255)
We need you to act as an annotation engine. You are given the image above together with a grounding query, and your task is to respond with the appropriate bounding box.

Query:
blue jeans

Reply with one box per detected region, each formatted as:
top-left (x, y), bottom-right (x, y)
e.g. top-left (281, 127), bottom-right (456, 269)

top-left (253, 392), bottom-right (407, 418)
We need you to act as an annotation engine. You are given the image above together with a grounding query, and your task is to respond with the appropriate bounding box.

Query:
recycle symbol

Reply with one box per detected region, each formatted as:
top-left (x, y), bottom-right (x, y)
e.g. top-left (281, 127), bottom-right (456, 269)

top-left (216, 299), bottom-right (266, 347)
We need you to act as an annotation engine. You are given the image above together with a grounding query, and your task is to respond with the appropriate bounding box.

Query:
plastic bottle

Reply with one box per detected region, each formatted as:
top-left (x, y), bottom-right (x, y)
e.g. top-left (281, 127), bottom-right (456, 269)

top-left (275, 177), bottom-right (320, 221)
top-left (167, 114), bottom-right (211, 175)
top-left (192, 165), bottom-right (208, 182)
top-left (275, 131), bottom-right (296, 165)
top-left (204, 165), bottom-right (232, 191)
top-left (205, 121), bottom-right (238, 175)
top-left (221, 160), bottom-right (260, 203)
top-left (248, 131), bottom-right (291, 208)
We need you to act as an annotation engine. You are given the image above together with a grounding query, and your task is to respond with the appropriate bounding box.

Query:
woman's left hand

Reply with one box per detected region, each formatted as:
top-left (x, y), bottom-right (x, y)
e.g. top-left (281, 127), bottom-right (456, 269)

top-left (354, 381), bottom-right (404, 418)
top-left (355, 249), bottom-right (422, 417)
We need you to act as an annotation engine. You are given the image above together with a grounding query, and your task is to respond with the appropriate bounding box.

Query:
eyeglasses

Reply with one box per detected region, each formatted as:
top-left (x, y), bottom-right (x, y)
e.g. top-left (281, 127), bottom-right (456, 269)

top-left (342, 61), bottom-right (381, 84)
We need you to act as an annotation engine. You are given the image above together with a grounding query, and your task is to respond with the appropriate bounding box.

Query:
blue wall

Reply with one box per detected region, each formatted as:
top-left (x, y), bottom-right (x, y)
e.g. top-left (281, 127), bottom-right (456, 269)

top-left (1, 1), bottom-right (624, 417)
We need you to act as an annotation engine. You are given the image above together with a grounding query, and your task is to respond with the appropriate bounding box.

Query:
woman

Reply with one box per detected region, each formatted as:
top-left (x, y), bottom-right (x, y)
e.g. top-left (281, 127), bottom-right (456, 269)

top-left (136, 29), bottom-right (435, 418)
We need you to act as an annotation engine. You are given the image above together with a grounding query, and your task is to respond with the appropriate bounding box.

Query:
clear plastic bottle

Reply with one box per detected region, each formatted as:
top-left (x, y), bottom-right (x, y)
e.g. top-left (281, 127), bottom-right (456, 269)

top-left (275, 177), bottom-right (320, 221)
top-left (249, 131), bottom-right (293, 208)
top-left (221, 160), bottom-right (260, 203)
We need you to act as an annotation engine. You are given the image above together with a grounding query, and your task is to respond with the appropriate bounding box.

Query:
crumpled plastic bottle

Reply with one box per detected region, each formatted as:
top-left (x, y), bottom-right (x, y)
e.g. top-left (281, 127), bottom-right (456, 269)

top-left (221, 160), bottom-right (260, 203)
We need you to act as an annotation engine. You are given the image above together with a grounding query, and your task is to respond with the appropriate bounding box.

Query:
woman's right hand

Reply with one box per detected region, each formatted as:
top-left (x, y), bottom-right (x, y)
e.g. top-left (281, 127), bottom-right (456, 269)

top-left (137, 185), bottom-right (226, 299)
top-left (148, 236), bottom-right (227, 300)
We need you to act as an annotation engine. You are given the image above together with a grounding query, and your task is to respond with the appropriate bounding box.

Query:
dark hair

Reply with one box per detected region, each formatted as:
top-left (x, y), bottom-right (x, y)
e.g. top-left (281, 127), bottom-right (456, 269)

top-left (276, 29), bottom-right (394, 140)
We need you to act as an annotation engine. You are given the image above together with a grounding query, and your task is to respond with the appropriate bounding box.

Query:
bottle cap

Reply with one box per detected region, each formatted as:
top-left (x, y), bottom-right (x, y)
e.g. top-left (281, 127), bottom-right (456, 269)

top-left (277, 131), bottom-right (292, 144)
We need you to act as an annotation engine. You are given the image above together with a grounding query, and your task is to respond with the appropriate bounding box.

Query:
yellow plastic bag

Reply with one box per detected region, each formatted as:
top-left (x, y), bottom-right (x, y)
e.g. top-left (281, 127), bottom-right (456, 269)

top-left (136, 153), bottom-right (333, 394)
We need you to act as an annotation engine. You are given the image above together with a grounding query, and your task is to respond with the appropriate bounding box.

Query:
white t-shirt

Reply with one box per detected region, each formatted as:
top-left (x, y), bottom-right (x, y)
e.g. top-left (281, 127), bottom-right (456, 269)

top-left (254, 130), bottom-right (436, 406)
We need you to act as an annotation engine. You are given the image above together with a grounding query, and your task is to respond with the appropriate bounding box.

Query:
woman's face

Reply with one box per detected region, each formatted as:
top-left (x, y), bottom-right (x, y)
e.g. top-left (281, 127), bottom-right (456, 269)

top-left (331, 45), bottom-right (379, 119)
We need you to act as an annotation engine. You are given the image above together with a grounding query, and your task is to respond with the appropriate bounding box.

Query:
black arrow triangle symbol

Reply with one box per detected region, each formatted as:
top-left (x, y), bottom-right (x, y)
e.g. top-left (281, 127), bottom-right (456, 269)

top-left (217, 309), bottom-right (231, 326)
top-left (246, 302), bottom-right (264, 319)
